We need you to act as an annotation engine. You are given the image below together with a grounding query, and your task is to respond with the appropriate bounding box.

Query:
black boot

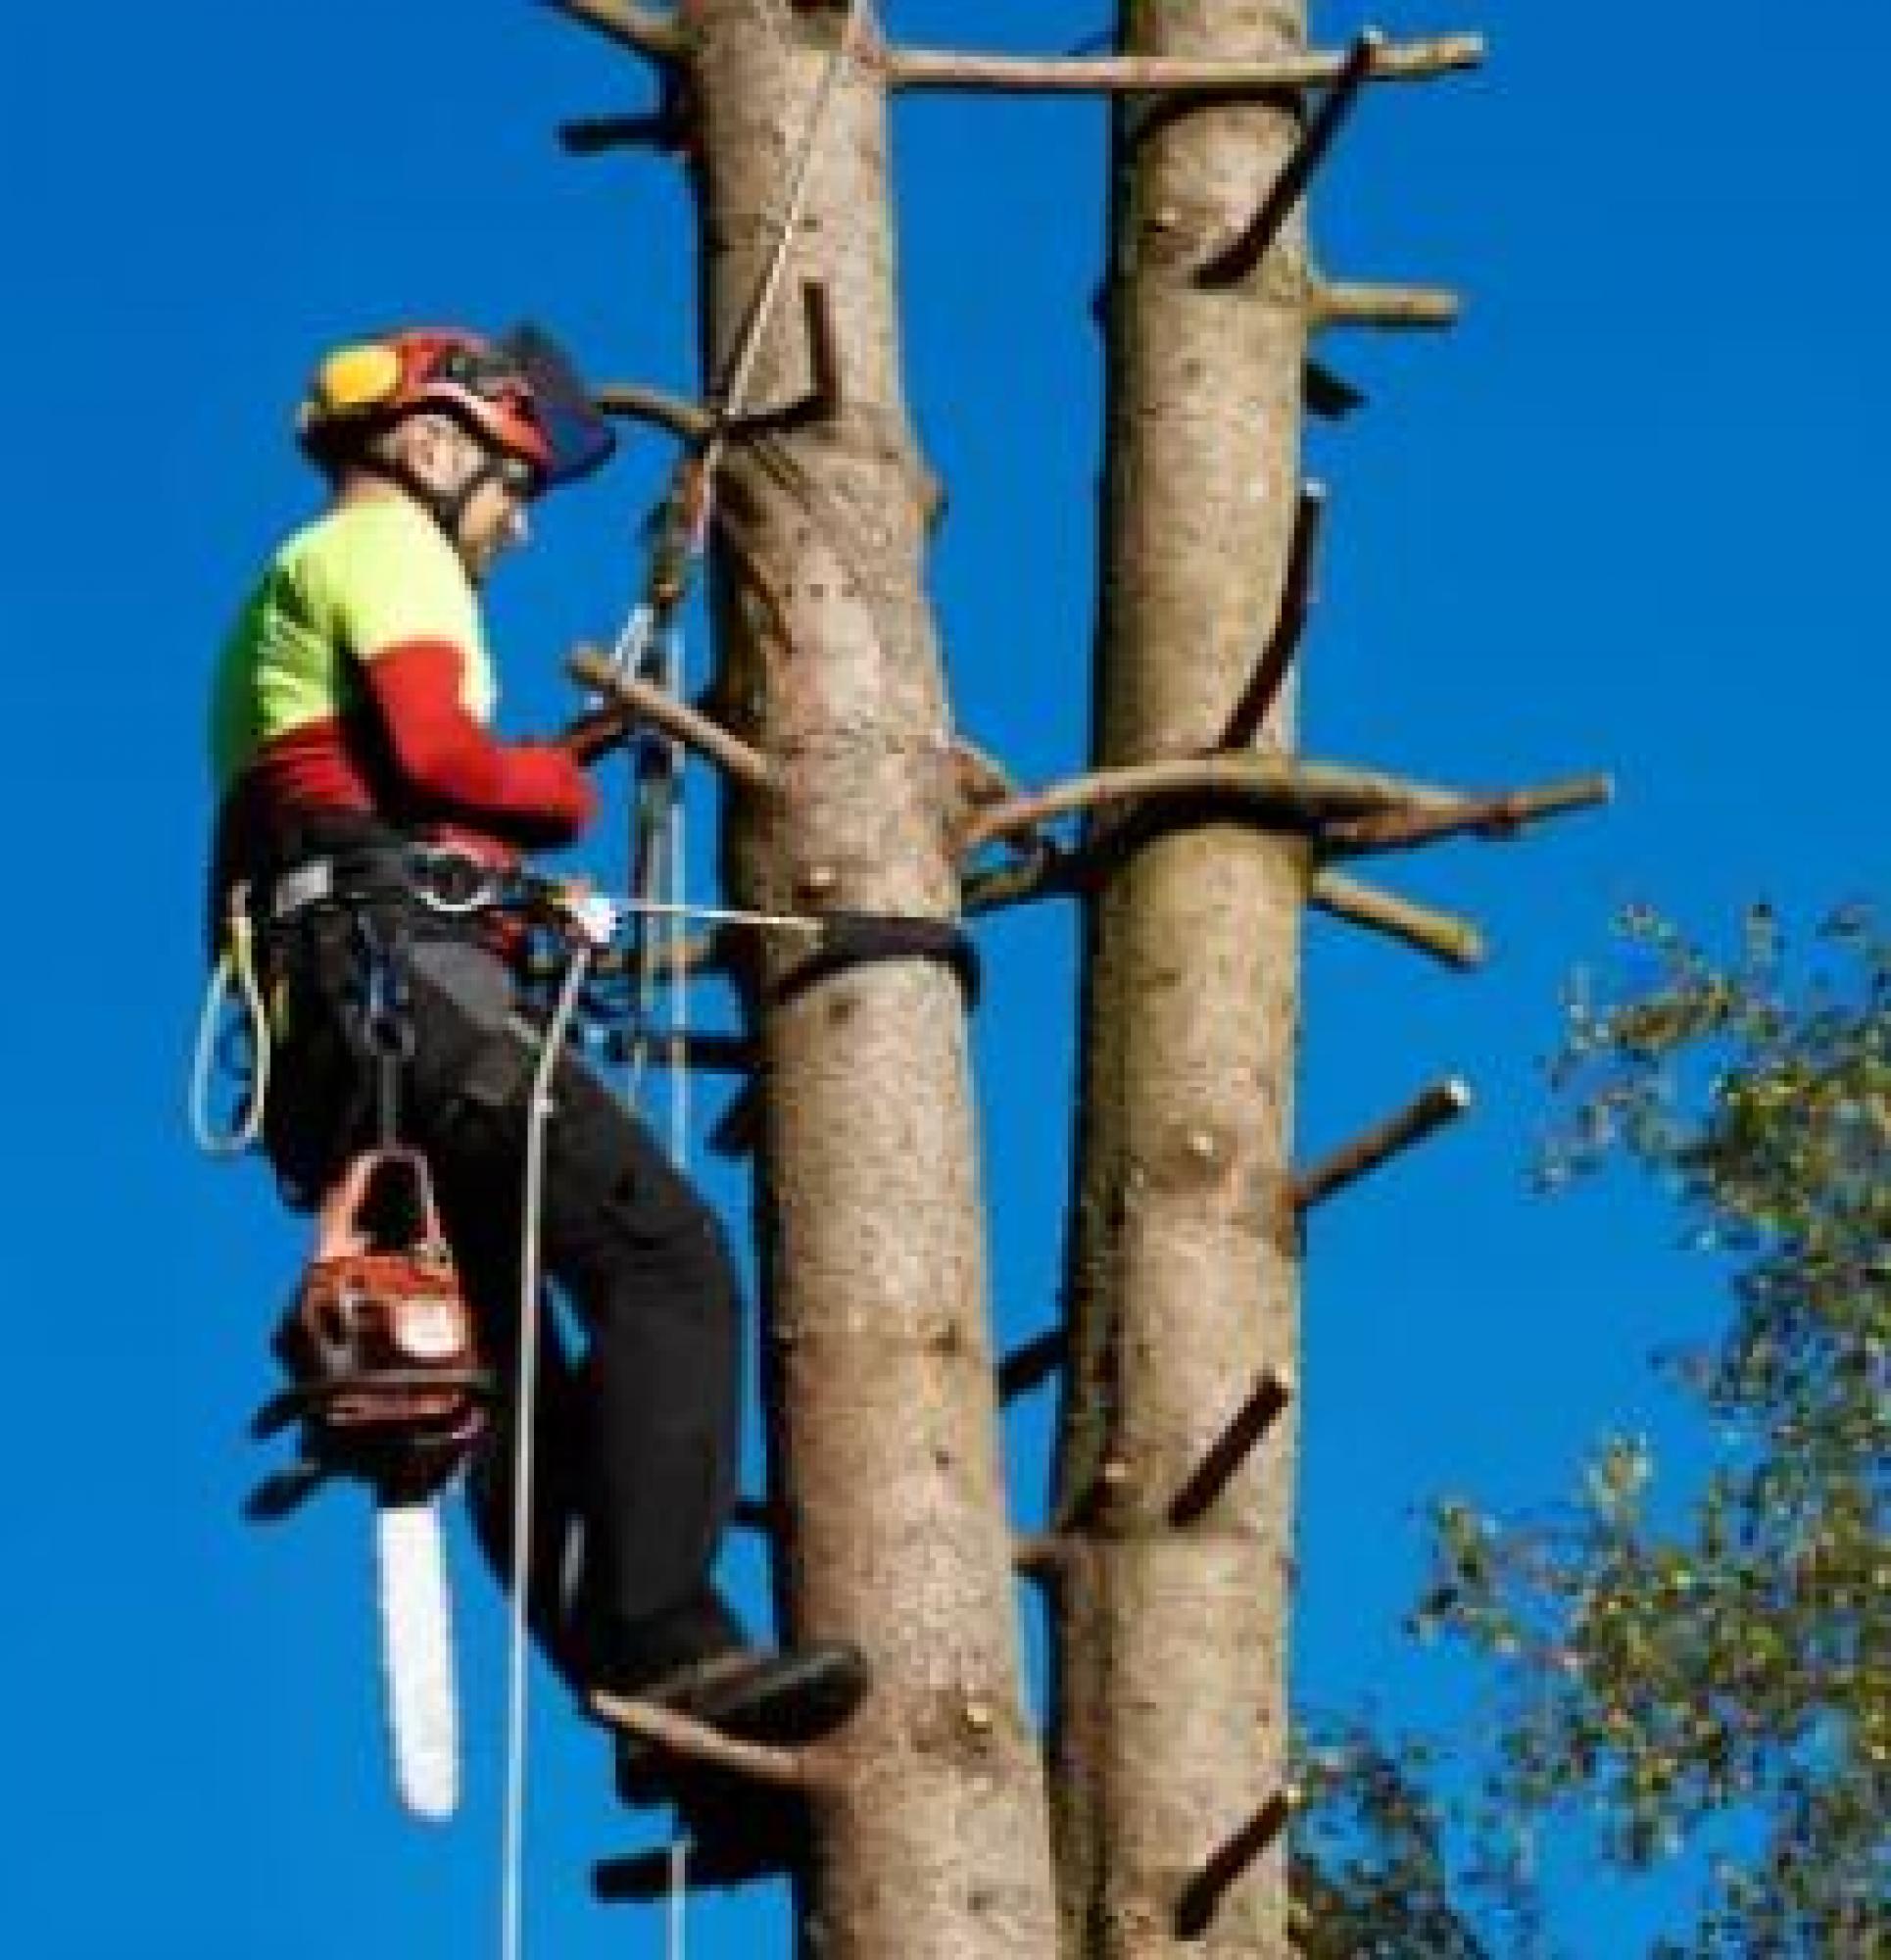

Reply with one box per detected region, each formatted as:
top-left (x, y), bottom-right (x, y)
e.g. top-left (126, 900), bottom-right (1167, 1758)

top-left (593, 1774), bottom-right (811, 1900)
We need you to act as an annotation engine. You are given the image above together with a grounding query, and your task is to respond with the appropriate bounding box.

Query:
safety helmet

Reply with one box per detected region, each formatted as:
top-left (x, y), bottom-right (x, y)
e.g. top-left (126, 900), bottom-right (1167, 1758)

top-left (296, 323), bottom-right (615, 489)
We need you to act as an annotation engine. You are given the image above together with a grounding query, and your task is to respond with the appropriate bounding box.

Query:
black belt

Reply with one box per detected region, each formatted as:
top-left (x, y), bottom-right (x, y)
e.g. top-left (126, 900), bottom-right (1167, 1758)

top-left (261, 845), bottom-right (509, 924)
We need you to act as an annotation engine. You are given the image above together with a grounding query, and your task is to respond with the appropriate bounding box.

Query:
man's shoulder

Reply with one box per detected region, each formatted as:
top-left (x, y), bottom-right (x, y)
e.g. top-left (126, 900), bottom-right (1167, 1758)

top-left (277, 498), bottom-right (464, 607)
top-left (278, 496), bottom-right (436, 569)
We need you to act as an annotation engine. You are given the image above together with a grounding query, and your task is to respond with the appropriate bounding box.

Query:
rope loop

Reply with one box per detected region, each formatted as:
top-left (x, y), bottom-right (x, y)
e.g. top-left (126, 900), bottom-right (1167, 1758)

top-left (188, 883), bottom-right (271, 1157)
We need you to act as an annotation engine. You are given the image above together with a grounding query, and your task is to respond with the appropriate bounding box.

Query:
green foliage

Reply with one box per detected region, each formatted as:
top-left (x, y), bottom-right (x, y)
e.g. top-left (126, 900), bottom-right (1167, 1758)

top-left (1414, 906), bottom-right (1890, 1956)
top-left (1289, 1719), bottom-right (1495, 1960)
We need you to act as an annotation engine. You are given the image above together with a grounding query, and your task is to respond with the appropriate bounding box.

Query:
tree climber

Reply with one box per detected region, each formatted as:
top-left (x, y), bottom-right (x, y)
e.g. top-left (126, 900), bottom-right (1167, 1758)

top-left (206, 323), bottom-right (867, 1831)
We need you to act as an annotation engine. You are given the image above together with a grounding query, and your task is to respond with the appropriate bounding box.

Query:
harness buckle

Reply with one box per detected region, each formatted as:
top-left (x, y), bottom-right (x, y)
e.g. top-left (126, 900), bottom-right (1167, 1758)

top-left (405, 845), bottom-right (507, 916)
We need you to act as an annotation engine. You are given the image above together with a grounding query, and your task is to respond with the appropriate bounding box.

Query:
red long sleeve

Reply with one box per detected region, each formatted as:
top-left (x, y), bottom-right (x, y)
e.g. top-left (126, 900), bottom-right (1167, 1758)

top-left (362, 639), bottom-right (597, 847)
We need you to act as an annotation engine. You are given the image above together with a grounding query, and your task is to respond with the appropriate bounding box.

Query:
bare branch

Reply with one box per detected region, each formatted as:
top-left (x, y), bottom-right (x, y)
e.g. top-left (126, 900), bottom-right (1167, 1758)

top-left (543, 0), bottom-right (686, 65)
top-left (1014, 1534), bottom-right (1069, 1584)
top-left (1323, 772), bottom-right (1614, 858)
top-left (1312, 280), bottom-right (1463, 330)
top-left (960, 756), bottom-right (1485, 858)
top-left (591, 1690), bottom-right (819, 1789)
top-left (593, 381), bottom-right (715, 445)
top-left (1293, 1079), bottom-right (1473, 1213)
top-left (1168, 1369), bottom-right (1295, 1527)
top-left (1174, 1791), bottom-right (1296, 1937)
top-left (1308, 871), bottom-right (1485, 969)
top-left (884, 33), bottom-right (1483, 97)
top-left (566, 647), bottom-right (776, 792)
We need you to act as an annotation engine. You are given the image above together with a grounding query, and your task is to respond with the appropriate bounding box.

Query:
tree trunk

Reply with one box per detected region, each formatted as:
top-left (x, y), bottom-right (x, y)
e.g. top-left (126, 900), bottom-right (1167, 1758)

top-left (684, 6), bottom-right (1059, 1956)
top-left (1050, 2), bottom-right (1310, 1954)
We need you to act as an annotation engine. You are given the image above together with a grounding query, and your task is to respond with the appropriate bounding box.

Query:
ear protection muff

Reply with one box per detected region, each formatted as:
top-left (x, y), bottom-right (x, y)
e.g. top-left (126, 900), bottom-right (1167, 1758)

top-left (298, 342), bottom-right (405, 432)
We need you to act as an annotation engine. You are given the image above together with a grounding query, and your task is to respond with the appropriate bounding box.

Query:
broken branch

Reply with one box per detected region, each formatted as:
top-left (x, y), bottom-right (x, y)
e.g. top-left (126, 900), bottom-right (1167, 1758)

top-left (883, 33), bottom-right (1483, 97)
top-left (566, 647), bottom-right (776, 793)
top-left (543, 0), bottom-right (686, 65)
top-left (1322, 772), bottom-right (1614, 858)
top-left (1294, 1079), bottom-right (1473, 1212)
top-left (1308, 871), bottom-right (1485, 968)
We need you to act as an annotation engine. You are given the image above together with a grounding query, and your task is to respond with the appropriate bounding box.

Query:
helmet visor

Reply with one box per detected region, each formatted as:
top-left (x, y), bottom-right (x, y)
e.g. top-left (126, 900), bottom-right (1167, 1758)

top-left (492, 322), bottom-right (617, 488)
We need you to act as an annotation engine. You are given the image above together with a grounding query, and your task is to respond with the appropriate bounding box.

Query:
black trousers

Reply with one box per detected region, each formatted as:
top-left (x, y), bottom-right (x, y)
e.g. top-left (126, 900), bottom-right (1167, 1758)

top-left (263, 903), bottom-right (745, 1692)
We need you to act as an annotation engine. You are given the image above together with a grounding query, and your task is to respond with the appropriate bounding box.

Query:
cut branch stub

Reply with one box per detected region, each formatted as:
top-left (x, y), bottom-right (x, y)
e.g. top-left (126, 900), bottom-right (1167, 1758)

top-left (1306, 359), bottom-right (1366, 418)
top-left (1294, 1078), bottom-right (1473, 1212)
top-left (558, 110), bottom-right (685, 155)
top-left (1312, 279), bottom-right (1463, 331)
top-left (882, 33), bottom-right (1483, 97)
top-left (1220, 484), bottom-right (1327, 750)
top-left (1308, 871), bottom-right (1486, 969)
top-left (1173, 1790), bottom-right (1295, 1938)
top-left (997, 1327), bottom-right (1067, 1404)
top-left (1196, 32), bottom-right (1383, 290)
top-left (1168, 1369), bottom-right (1294, 1527)
top-left (544, 0), bottom-right (687, 66)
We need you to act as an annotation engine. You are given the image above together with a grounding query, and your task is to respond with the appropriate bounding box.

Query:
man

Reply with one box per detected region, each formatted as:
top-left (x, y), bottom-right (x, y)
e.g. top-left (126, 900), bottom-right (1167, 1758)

top-left (208, 323), bottom-right (865, 1835)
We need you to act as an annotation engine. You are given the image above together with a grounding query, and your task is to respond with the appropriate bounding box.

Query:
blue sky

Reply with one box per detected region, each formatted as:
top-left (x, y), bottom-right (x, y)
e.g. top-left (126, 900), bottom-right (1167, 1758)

top-left (1, 1), bottom-right (1881, 1954)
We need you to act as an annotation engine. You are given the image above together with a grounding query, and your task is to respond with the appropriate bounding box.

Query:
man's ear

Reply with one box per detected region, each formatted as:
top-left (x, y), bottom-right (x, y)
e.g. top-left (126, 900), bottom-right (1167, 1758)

top-left (389, 412), bottom-right (469, 491)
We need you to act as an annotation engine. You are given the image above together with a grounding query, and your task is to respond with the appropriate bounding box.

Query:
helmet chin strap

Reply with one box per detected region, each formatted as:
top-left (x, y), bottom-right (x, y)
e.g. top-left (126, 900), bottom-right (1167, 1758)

top-left (362, 444), bottom-right (510, 564)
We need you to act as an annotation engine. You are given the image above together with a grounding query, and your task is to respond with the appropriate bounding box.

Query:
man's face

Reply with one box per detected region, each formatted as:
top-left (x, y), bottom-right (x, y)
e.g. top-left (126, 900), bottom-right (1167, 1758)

top-left (456, 453), bottom-right (537, 585)
top-left (383, 412), bottom-right (537, 584)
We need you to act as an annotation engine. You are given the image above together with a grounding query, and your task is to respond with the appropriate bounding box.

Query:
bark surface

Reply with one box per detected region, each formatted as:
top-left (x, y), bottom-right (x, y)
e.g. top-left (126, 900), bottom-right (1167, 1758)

top-left (680, 6), bottom-right (1058, 1956)
top-left (1050, 2), bottom-right (1311, 1954)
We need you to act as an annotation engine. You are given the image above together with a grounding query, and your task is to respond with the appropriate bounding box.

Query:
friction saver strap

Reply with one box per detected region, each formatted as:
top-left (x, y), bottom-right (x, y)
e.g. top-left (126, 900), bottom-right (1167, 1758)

top-left (775, 911), bottom-right (982, 1010)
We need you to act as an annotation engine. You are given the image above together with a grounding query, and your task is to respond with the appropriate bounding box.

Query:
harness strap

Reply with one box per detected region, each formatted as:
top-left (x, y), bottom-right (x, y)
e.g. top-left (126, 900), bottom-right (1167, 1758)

top-left (778, 912), bottom-right (983, 1009)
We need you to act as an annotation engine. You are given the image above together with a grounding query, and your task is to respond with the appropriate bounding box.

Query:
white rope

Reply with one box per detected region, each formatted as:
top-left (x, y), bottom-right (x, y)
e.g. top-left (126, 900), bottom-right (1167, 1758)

top-left (617, 895), bottom-right (823, 938)
top-left (698, 0), bottom-right (868, 507)
top-left (500, 945), bottom-right (595, 1960)
top-left (667, 1836), bottom-right (690, 1960)
top-left (188, 885), bottom-right (271, 1156)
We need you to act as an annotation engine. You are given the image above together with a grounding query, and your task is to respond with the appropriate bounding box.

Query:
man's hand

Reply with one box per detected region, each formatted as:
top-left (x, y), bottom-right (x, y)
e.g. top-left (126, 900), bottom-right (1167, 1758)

top-left (560, 707), bottom-right (633, 767)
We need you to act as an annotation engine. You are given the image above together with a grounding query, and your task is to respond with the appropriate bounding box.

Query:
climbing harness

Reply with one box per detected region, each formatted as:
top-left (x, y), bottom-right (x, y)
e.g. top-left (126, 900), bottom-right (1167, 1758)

top-left (189, 883), bottom-right (271, 1156)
